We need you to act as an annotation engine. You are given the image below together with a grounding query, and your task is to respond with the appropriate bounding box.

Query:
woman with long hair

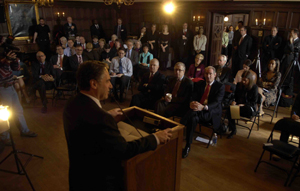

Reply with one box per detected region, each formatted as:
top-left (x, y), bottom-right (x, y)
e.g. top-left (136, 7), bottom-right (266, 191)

top-left (159, 24), bottom-right (171, 70)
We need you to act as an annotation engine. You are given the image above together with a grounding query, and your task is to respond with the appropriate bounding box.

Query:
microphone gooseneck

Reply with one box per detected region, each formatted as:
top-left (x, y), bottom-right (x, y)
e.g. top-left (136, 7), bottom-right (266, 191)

top-left (111, 94), bottom-right (144, 138)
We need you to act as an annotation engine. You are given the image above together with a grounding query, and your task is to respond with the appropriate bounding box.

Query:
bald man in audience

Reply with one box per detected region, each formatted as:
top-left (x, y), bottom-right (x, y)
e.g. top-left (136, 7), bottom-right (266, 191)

top-left (130, 59), bottom-right (165, 109)
top-left (31, 51), bottom-right (55, 113)
top-left (155, 62), bottom-right (193, 118)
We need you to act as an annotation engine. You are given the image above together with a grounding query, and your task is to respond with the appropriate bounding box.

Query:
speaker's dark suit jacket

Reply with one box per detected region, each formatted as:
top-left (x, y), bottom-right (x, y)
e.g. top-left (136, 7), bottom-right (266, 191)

top-left (192, 80), bottom-right (225, 130)
top-left (63, 93), bottom-right (157, 191)
top-left (214, 65), bottom-right (231, 84)
top-left (69, 54), bottom-right (88, 71)
top-left (49, 54), bottom-right (70, 71)
top-left (90, 24), bottom-right (106, 40)
top-left (31, 61), bottom-right (55, 84)
top-left (114, 25), bottom-right (127, 41)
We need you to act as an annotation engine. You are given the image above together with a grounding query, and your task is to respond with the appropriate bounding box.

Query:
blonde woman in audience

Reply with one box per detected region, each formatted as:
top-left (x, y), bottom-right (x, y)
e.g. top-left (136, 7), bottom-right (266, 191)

top-left (193, 26), bottom-right (207, 57)
top-left (187, 54), bottom-right (205, 82)
top-left (83, 42), bottom-right (99, 60)
top-left (159, 24), bottom-right (171, 70)
top-left (60, 36), bottom-right (68, 49)
top-left (134, 40), bottom-right (142, 53)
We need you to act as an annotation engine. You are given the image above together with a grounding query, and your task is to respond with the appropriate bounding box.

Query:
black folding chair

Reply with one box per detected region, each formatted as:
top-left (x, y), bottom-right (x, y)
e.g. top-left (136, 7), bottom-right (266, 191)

top-left (254, 119), bottom-right (300, 186)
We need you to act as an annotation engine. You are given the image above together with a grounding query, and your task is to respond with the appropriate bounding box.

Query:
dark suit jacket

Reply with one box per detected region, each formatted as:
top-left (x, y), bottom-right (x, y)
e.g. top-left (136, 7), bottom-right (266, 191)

top-left (49, 54), bottom-right (70, 71)
top-left (90, 24), bottom-right (106, 40)
top-left (236, 35), bottom-right (252, 59)
top-left (63, 23), bottom-right (77, 39)
top-left (192, 80), bottom-right (225, 129)
top-left (214, 65), bottom-right (231, 84)
top-left (262, 35), bottom-right (282, 59)
top-left (177, 29), bottom-right (193, 57)
top-left (235, 83), bottom-right (258, 112)
top-left (166, 76), bottom-right (193, 104)
top-left (83, 49), bottom-right (100, 61)
top-left (232, 29), bottom-right (242, 47)
top-left (125, 49), bottom-right (139, 66)
top-left (31, 61), bottom-right (55, 84)
top-left (69, 54), bottom-right (88, 71)
top-left (138, 71), bottom-right (165, 100)
top-left (63, 93), bottom-right (157, 191)
top-left (114, 25), bottom-right (127, 41)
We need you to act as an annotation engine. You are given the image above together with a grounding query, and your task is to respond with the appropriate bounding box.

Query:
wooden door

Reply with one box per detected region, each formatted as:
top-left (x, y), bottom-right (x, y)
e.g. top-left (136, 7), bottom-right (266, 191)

top-left (210, 13), bottom-right (224, 66)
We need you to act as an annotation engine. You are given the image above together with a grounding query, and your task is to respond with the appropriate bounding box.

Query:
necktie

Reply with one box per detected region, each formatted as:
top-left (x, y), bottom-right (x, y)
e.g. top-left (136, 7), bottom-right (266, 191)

top-left (40, 63), bottom-right (45, 75)
top-left (148, 73), bottom-right (153, 83)
top-left (119, 58), bottom-right (123, 74)
top-left (200, 84), bottom-right (211, 104)
top-left (172, 79), bottom-right (180, 97)
top-left (239, 36), bottom-right (244, 45)
top-left (117, 26), bottom-right (121, 38)
top-left (78, 56), bottom-right (82, 64)
top-left (60, 55), bottom-right (63, 68)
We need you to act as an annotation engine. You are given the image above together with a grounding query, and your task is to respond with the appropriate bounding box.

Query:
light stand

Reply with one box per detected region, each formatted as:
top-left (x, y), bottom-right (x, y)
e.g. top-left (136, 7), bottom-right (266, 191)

top-left (255, 49), bottom-right (262, 78)
top-left (0, 106), bottom-right (43, 191)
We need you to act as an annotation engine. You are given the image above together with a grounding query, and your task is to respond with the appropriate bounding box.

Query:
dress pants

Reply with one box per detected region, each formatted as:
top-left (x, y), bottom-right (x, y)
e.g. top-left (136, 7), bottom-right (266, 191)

top-left (180, 109), bottom-right (215, 145)
top-left (0, 86), bottom-right (30, 140)
top-left (277, 118), bottom-right (300, 148)
top-left (227, 105), bottom-right (253, 132)
top-left (110, 75), bottom-right (130, 101)
top-left (155, 100), bottom-right (188, 118)
top-left (130, 93), bottom-right (157, 110)
top-left (31, 79), bottom-right (54, 107)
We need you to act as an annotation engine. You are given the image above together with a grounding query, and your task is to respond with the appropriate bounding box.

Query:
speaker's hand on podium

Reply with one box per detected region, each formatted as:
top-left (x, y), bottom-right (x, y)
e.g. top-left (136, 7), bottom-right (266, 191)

top-left (154, 128), bottom-right (172, 145)
top-left (108, 108), bottom-right (123, 122)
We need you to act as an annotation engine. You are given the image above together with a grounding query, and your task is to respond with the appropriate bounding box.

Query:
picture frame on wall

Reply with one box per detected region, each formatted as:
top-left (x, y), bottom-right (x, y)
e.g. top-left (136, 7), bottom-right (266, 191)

top-left (4, 2), bottom-right (39, 40)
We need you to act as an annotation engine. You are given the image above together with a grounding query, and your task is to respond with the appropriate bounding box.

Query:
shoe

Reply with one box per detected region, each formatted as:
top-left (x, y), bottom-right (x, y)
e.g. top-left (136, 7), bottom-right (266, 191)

top-left (227, 130), bottom-right (237, 139)
top-left (21, 131), bottom-right (38, 137)
top-left (41, 107), bottom-right (47, 113)
top-left (182, 146), bottom-right (190, 158)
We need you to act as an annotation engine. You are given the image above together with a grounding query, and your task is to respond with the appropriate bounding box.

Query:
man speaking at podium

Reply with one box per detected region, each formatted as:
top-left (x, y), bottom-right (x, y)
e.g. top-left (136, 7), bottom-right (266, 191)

top-left (63, 60), bottom-right (172, 191)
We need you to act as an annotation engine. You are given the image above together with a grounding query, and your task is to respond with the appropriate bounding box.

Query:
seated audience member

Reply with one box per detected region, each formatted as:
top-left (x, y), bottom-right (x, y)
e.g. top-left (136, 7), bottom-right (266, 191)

top-left (138, 26), bottom-right (147, 44)
top-left (50, 45), bottom-right (70, 85)
top-left (92, 36), bottom-right (100, 49)
top-left (111, 39), bottom-right (122, 56)
top-left (94, 38), bottom-right (106, 58)
top-left (155, 62), bottom-right (193, 118)
top-left (187, 54), bottom-right (205, 82)
top-left (257, 58), bottom-right (281, 114)
top-left (69, 45), bottom-right (88, 71)
top-left (130, 58), bottom-right (165, 109)
top-left (134, 40), bottom-right (142, 54)
top-left (274, 93), bottom-right (300, 148)
top-left (0, 51), bottom-right (37, 144)
top-left (181, 66), bottom-right (225, 158)
top-left (64, 39), bottom-right (76, 57)
top-left (227, 71), bottom-right (258, 139)
top-left (63, 61), bottom-right (171, 191)
top-left (74, 35), bottom-right (81, 46)
top-left (101, 44), bottom-right (115, 68)
top-left (109, 34), bottom-right (118, 48)
top-left (110, 47), bottom-right (133, 102)
top-left (214, 55), bottom-right (231, 83)
top-left (125, 39), bottom-right (139, 76)
top-left (83, 42), bottom-right (99, 60)
top-left (137, 44), bottom-right (153, 80)
top-left (79, 36), bottom-right (86, 50)
top-left (31, 51), bottom-right (55, 113)
top-left (233, 59), bottom-right (257, 84)
top-left (60, 36), bottom-right (68, 49)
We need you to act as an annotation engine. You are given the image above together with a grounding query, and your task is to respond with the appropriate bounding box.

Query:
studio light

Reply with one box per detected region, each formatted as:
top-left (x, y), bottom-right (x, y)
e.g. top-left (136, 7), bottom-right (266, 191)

top-left (164, 2), bottom-right (175, 14)
top-left (224, 16), bottom-right (229, 22)
top-left (0, 105), bottom-right (10, 121)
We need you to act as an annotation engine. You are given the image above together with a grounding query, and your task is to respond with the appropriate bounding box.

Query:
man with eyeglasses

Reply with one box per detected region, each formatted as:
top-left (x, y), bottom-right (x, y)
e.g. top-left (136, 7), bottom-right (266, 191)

top-left (130, 58), bottom-right (165, 109)
top-left (69, 45), bottom-right (88, 71)
top-left (155, 62), bottom-right (193, 118)
top-left (110, 47), bottom-right (133, 102)
top-left (214, 55), bottom-right (231, 84)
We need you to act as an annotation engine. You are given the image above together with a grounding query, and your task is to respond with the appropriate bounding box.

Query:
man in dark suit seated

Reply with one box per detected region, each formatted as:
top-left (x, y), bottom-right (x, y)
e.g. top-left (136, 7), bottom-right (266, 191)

top-left (214, 55), bottom-right (231, 84)
top-left (50, 45), bottom-right (70, 85)
top-left (232, 26), bottom-right (252, 77)
top-left (114, 18), bottom-right (127, 42)
top-left (31, 51), bottom-right (55, 113)
top-left (155, 62), bottom-right (193, 118)
top-left (181, 66), bottom-right (225, 158)
top-left (63, 60), bottom-right (172, 191)
top-left (125, 39), bottom-right (139, 79)
top-left (69, 45), bottom-right (88, 71)
top-left (130, 58), bottom-right (165, 109)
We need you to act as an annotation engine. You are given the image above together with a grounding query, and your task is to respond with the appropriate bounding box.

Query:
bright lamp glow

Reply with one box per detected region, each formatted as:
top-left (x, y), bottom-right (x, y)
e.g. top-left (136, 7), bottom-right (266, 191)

top-left (224, 16), bottom-right (229, 22)
top-left (0, 106), bottom-right (10, 121)
top-left (164, 2), bottom-right (175, 14)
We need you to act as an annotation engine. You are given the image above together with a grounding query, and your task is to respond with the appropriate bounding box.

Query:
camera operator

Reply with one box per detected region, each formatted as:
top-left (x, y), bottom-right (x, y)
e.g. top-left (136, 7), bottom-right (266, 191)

top-left (0, 51), bottom-right (37, 146)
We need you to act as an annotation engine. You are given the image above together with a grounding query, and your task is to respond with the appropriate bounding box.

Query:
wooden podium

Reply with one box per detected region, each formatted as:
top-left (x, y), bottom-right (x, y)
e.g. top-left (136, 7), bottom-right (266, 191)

top-left (120, 106), bottom-right (184, 191)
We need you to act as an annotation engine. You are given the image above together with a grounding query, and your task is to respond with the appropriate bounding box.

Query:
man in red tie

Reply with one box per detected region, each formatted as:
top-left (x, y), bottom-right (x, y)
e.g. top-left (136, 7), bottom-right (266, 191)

top-left (155, 62), bottom-right (193, 118)
top-left (181, 66), bottom-right (225, 158)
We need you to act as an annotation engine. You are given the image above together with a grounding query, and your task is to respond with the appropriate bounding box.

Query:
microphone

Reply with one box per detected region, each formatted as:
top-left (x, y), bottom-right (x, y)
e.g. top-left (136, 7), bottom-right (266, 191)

top-left (111, 94), bottom-right (144, 138)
